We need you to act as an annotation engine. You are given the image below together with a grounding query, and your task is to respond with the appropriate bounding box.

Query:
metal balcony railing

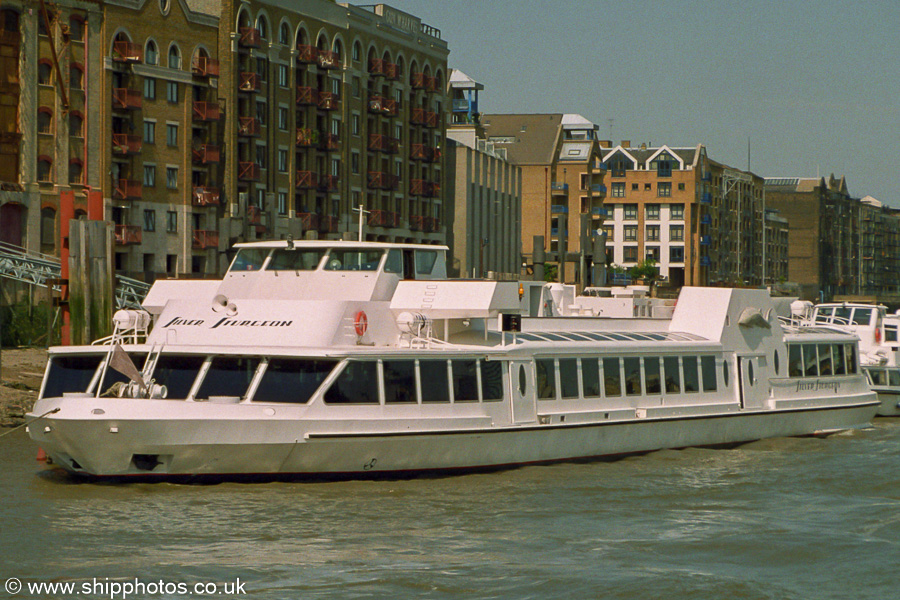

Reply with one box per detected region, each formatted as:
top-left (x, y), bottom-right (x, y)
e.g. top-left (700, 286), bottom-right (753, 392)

top-left (113, 179), bottom-right (142, 201)
top-left (192, 186), bottom-right (221, 206)
top-left (114, 224), bottom-right (142, 245)
top-left (112, 88), bottom-right (142, 110)
top-left (191, 56), bottom-right (219, 77)
top-left (192, 230), bottom-right (219, 249)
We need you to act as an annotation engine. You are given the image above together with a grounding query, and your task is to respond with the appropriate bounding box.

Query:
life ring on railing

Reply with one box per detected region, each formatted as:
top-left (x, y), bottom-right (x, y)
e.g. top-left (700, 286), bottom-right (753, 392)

top-left (875, 327), bottom-right (882, 344)
top-left (354, 311), bottom-right (368, 337)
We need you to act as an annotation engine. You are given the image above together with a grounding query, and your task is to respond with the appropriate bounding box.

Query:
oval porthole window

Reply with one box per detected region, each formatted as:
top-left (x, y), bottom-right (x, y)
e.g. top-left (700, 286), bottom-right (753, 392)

top-left (773, 350), bottom-right (780, 375)
top-left (518, 365), bottom-right (527, 395)
top-left (748, 361), bottom-right (755, 385)
top-left (723, 360), bottom-right (729, 387)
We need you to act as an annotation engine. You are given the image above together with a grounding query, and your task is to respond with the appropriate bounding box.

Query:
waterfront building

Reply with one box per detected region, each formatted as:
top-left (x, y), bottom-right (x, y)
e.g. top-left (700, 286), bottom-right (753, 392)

top-left (480, 113), bottom-right (607, 285)
top-left (857, 196), bottom-right (900, 298)
top-left (764, 208), bottom-right (790, 286)
top-left (444, 70), bottom-right (521, 279)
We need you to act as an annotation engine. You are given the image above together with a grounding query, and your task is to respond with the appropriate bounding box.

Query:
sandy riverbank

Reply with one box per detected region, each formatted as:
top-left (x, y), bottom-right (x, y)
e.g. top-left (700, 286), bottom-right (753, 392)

top-left (0, 348), bottom-right (47, 427)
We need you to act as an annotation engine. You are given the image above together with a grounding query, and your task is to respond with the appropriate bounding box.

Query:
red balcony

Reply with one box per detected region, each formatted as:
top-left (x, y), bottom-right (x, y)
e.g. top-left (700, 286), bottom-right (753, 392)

top-left (114, 224), bottom-right (142, 245)
top-left (410, 178), bottom-right (427, 197)
top-left (411, 108), bottom-right (427, 126)
top-left (317, 50), bottom-right (340, 69)
top-left (112, 179), bottom-right (142, 201)
top-left (297, 44), bottom-right (317, 63)
top-left (112, 133), bottom-right (142, 155)
top-left (296, 170), bottom-right (318, 189)
top-left (192, 101), bottom-right (221, 122)
top-left (239, 72), bottom-right (261, 93)
top-left (411, 72), bottom-right (426, 89)
top-left (247, 205), bottom-right (262, 224)
top-left (425, 216), bottom-right (439, 232)
top-left (318, 215), bottom-right (339, 233)
top-left (318, 174), bottom-right (338, 192)
top-left (385, 62), bottom-right (399, 81)
top-left (191, 56), bottom-right (219, 78)
top-left (296, 86), bottom-right (319, 105)
top-left (425, 75), bottom-right (440, 93)
top-left (410, 216), bottom-right (438, 233)
top-left (296, 128), bottom-right (318, 147)
top-left (238, 27), bottom-right (261, 49)
top-left (192, 230), bottom-right (219, 249)
top-left (296, 212), bottom-right (320, 231)
top-left (369, 58), bottom-right (387, 77)
top-left (429, 181), bottom-right (441, 198)
top-left (318, 91), bottom-right (338, 111)
top-left (368, 209), bottom-right (400, 228)
top-left (319, 132), bottom-right (339, 151)
top-left (367, 171), bottom-right (399, 191)
top-left (192, 145), bottom-right (220, 165)
top-left (238, 116), bottom-right (261, 137)
top-left (368, 95), bottom-right (389, 114)
top-left (411, 144), bottom-right (435, 162)
top-left (238, 162), bottom-right (260, 181)
top-left (112, 41), bottom-right (142, 63)
top-left (368, 134), bottom-right (389, 152)
top-left (425, 110), bottom-right (440, 128)
top-left (112, 88), bottom-right (142, 110)
top-left (383, 98), bottom-right (399, 116)
top-left (192, 186), bottom-right (221, 206)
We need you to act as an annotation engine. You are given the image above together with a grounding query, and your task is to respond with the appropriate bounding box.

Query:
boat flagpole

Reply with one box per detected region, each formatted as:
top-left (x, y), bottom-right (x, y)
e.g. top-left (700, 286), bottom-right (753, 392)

top-left (352, 204), bottom-right (371, 242)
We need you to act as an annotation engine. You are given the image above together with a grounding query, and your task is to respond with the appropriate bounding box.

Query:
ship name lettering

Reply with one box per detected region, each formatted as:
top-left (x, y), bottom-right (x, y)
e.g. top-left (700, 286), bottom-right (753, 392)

top-left (210, 317), bottom-right (293, 329)
top-left (795, 380), bottom-right (839, 393)
top-left (162, 317), bottom-right (205, 328)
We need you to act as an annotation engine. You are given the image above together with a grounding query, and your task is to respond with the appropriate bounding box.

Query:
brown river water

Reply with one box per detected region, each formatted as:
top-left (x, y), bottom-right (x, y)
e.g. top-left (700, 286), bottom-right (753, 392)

top-left (1, 420), bottom-right (899, 599)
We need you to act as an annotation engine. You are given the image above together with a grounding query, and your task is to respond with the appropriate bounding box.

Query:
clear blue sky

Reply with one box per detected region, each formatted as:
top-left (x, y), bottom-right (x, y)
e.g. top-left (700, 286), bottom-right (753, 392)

top-left (393, 0), bottom-right (899, 205)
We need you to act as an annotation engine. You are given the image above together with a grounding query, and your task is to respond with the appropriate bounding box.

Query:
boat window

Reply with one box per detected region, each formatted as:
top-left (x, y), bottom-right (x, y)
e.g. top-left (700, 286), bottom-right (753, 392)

top-left (480, 360), bottom-right (504, 401)
top-left (325, 361), bottom-right (379, 404)
top-left (535, 358), bottom-right (556, 400)
top-left (415, 250), bottom-right (438, 275)
top-left (722, 359), bottom-right (730, 387)
top-left (42, 354), bottom-right (104, 399)
top-left (869, 368), bottom-right (887, 386)
top-left (267, 249), bottom-right (325, 271)
top-left (645, 357), bottom-right (662, 394)
top-left (845, 344), bottom-right (858, 374)
top-left (851, 308), bottom-right (872, 326)
top-left (151, 354), bottom-right (206, 399)
top-left (384, 249), bottom-right (403, 274)
top-left (324, 249), bottom-right (384, 271)
top-left (887, 325), bottom-right (899, 343)
top-left (195, 356), bottom-right (260, 401)
top-left (834, 306), bottom-right (852, 325)
top-left (701, 356), bottom-right (717, 392)
top-left (253, 358), bottom-right (337, 403)
top-left (452, 359), bottom-right (479, 402)
top-left (890, 370), bottom-right (900, 387)
top-left (814, 307), bottom-right (833, 323)
top-left (419, 360), bottom-right (450, 402)
top-left (788, 345), bottom-right (803, 377)
top-left (99, 353), bottom-right (148, 396)
top-left (581, 358), bottom-right (601, 397)
top-left (230, 248), bottom-right (269, 272)
top-left (663, 356), bottom-right (681, 393)
top-left (817, 344), bottom-right (833, 376)
top-left (683, 356), bottom-right (700, 393)
top-left (537, 333), bottom-right (568, 342)
top-left (832, 345), bottom-right (846, 376)
top-left (603, 357), bottom-right (622, 396)
top-left (624, 357), bottom-right (642, 396)
top-left (773, 350), bottom-right (780, 376)
top-left (559, 358), bottom-right (579, 399)
top-left (383, 360), bottom-right (416, 403)
top-left (802, 344), bottom-right (819, 377)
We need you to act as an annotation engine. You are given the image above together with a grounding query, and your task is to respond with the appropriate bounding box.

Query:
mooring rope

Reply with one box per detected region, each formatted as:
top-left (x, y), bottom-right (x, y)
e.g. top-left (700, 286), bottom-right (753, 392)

top-left (0, 407), bottom-right (60, 439)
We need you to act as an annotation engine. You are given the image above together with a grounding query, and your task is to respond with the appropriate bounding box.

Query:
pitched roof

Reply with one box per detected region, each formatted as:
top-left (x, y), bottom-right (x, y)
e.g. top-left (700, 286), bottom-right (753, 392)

top-left (480, 114), bottom-right (564, 165)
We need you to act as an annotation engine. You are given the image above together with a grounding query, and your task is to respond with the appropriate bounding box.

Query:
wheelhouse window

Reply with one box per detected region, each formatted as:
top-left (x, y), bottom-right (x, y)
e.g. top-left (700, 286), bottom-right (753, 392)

top-left (832, 345), bottom-right (846, 375)
top-left (151, 355), bottom-right (206, 399)
top-left (194, 357), bottom-right (259, 401)
top-left (99, 353), bottom-right (148, 395)
top-left (324, 249), bottom-right (383, 271)
top-left (802, 344), bottom-right (818, 377)
top-left (229, 248), bottom-right (269, 271)
top-left (253, 358), bottom-right (336, 403)
top-left (325, 361), bottom-right (378, 404)
top-left (42, 355), bottom-right (104, 399)
top-left (415, 250), bottom-right (438, 276)
top-left (267, 249), bottom-right (325, 271)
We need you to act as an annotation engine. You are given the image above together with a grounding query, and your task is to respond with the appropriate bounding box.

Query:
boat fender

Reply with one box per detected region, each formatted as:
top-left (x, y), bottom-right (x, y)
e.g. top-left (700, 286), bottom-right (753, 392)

top-left (354, 311), bottom-right (368, 337)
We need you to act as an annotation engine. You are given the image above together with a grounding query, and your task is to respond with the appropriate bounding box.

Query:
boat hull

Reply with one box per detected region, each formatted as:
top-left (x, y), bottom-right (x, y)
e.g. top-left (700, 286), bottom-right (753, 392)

top-left (870, 388), bottom-right (900, 416)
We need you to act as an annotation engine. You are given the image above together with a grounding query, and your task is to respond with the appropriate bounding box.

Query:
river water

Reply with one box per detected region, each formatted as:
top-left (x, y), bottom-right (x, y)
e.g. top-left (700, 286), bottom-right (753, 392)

top-left (1, 420), bottom-right (898, 600)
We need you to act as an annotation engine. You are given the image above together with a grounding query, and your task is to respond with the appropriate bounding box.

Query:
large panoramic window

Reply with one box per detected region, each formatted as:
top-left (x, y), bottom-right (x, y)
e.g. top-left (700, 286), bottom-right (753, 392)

top-left (254, 358), bottom-right (336, 404)
top-left (150, 354), bottom-right (205, 399)
top-left (663, 356), bottom-right (681, 393)
top-left (267, 249), bottom-right (324, 271)
top-left (559, 358), bottom-right (579, 399)
top-left (229, 248), bottom-right (269, 272)
top-left (42, 355), bottom-right (103, 399)
top-left (324, 249), bottom-right (383, 271)
top-left (419, 360), bottom-right (450, 403)
top-left (701, 356), bottom-right (717, 392)
top-left (325, 361), bottom-right (378, 404)
top-left (603, 357), bottom-right (621, 396)
top-left (683, 356), bottom-right (700, 393)
top-left (480, 360), bottom-right (503, 401)
top-left (383, 360), bottom-right (416, 403)
top-left (452, 359), bottom-right (479, 402)
top-left (581, 358), bottom-right (601, 397)
top-left (536, 358), bottom-right (556, 400)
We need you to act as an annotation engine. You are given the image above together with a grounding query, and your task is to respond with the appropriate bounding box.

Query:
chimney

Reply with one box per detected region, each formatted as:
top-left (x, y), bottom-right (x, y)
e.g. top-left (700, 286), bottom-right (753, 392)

top-left (599, 140), bottom-right (611, 148)
top-left (621, 140), bottom-right (631, 148)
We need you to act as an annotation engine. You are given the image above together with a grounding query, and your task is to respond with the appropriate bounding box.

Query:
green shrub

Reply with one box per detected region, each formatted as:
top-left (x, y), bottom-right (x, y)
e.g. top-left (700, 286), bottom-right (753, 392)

top-left (0, 301), bottom-right (59, 347)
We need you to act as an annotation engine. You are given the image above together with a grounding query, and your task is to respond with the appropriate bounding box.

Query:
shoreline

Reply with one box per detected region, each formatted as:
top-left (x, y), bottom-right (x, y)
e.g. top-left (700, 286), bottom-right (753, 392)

top-left (0, 348), bottom-right (46, 427)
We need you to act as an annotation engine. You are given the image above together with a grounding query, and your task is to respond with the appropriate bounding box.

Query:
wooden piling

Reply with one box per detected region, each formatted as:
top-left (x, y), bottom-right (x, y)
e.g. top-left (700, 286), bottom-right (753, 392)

top-left (68, 220), bottom-right (115, 345)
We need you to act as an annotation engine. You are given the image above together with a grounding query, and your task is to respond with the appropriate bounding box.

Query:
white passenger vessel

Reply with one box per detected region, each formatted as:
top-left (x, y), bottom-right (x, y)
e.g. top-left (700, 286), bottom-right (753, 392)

top-left (27, 241), bottom-right (879, 479)
top-left (788, 301), bottom-right (900, 416)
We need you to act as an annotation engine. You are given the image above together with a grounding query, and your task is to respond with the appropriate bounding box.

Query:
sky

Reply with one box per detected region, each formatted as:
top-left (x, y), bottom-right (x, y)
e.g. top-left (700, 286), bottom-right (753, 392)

top-left (392, 0), bottom-right (900, 205)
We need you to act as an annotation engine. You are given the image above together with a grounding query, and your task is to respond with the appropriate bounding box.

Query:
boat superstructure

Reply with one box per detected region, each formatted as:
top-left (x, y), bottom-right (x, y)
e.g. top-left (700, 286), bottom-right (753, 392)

top-left (27, 241), bottom-right (878, 478)
top-left (787, 301), bottom-right (900, 416)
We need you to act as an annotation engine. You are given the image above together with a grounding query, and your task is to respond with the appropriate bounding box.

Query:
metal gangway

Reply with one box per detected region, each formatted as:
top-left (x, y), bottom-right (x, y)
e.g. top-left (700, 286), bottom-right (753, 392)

top-left (0, 241), bottom-right (151, 309)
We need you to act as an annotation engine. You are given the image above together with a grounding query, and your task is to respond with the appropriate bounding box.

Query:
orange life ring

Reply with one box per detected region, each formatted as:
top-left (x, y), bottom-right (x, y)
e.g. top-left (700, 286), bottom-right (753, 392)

top-left (354, 311), bottom-right (368, 336)
top-left (875, 327), bottom-right (882, 344)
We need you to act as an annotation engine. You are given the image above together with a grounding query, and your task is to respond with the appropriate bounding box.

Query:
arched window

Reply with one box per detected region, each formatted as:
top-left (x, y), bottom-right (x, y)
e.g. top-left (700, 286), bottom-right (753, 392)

top-left (168, 44), bottom-right (181, 69)
top-left (69, 111), bottom-right (84, 137)
top-left (257, 15), bottom-right (268, 39)
top-left (69, 15), bottom-right (84, 41)
top-left (37, 108), bottom-right (52, 134)
top-left (69, 159), bottom-right (84, 185)
top-left (352, 41), bottom-right (361, 62)
top-left (37, 156), bottom-right (53, 182)
top-left (38, 60), bottom-right (53, 85)
top-left (332, 39), bottom-right (343, 61)
top-left (146, 39), bottom-right (158, 65)
top-left (69, 63), bottom-right (84, 90)
top-left (279, 22), bottom-right (290, 45)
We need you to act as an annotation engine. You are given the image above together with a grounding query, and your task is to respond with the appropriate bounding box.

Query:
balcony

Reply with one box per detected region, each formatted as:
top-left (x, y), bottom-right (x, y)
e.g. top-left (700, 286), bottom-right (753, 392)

top-left (700, 256), bottom-right (712, 267)
top-left (318, 91), bottom-right (338, 111)
top-left (296, 128), bottom-right (318, 147)
top-left (368, 209), bottom-right (400, 228)
top-left (367, 171), bottom-right (399, 191)
top-left (369, 58), bottom-right (387, 77)
top-left (452, 99), bottom-right (472, 113)
top-left (410, 215), bottom-right (439, 233)
top-left (699, 235), bottom-right (711, 245)
top-left (247, 206), bottom-right (262, 225)
top-left (588, 183), bottom-right (607, 196)
top-left (191, 56), bottom-right (219, 78)
top-left (317, 50), bottom-right (340, 69)
top-left (368, 95), bottom-right (390, 114)
top-left (112, 41), bottom-right (142, 63)
top-left (238, 116), bottom-right (261, 137)
top-left (318, 174), bottom-right (338, 192)
top-left (296, 44), bottom-right (317, 63)
top-left (412, 108), bottom-right (439, 128)
top-left (410, 178), bottom-right (427, 197)
top-left (411, 144), bottom-right (435, 162)
top-left (319, 132), bottom-right (339, 151)
top-left (700, 214), bottom-right (712, 225)
top-left (551, 182), bottom-right (568, 196)
top-left (296, 212), bottom-right (319, 231)
top-left (425, 76), bottom-right (440, 93)
top-left (192, 230), bottom-right (219, 249)
top-left (384, 62), bottom-right (399, 80)
top-left (296, 86), bottom-right (319, 106)
top-left (111, 133), bottom-right (142, 155)
top-left (112, 179), bottom-right (142, 201)
top-left (295, 170), bottom-right (318, 189)
top-left (192, 186), bottom-right (221, 206)
top-left (369, 134), bottom-right (399, 154)
top-left (192, 101), bottom-right (221, 122)
top-left (425, 111), bottom-right (440, 128)
top-left (114, 224), bottom-right (142, 245)
top-left (551, 204), bottom-right (568, 215)
top-left (319, 215), bottom-right (339, 233)
top-left (192, 145), bottom-right (220, 165)
top-left (112, 88), bottom-right (142, 110)
top-left (239, 72), bottom-right (261, 93)
top-left (411, 72), bottom-right (426, 89)
top-left (238, 162), bottom-right (260, 181)
top-left (700, 192), bottom-right (712, 204)
top-left (238, 27), bottom-right (261, 49)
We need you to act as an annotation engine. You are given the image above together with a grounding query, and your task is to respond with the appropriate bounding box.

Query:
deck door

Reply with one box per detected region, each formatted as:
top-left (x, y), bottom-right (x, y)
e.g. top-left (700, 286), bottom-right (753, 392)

top-left (509, 360), bottom-right (536, 424)
top-left (738, 355), bottom-right (768, 409)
